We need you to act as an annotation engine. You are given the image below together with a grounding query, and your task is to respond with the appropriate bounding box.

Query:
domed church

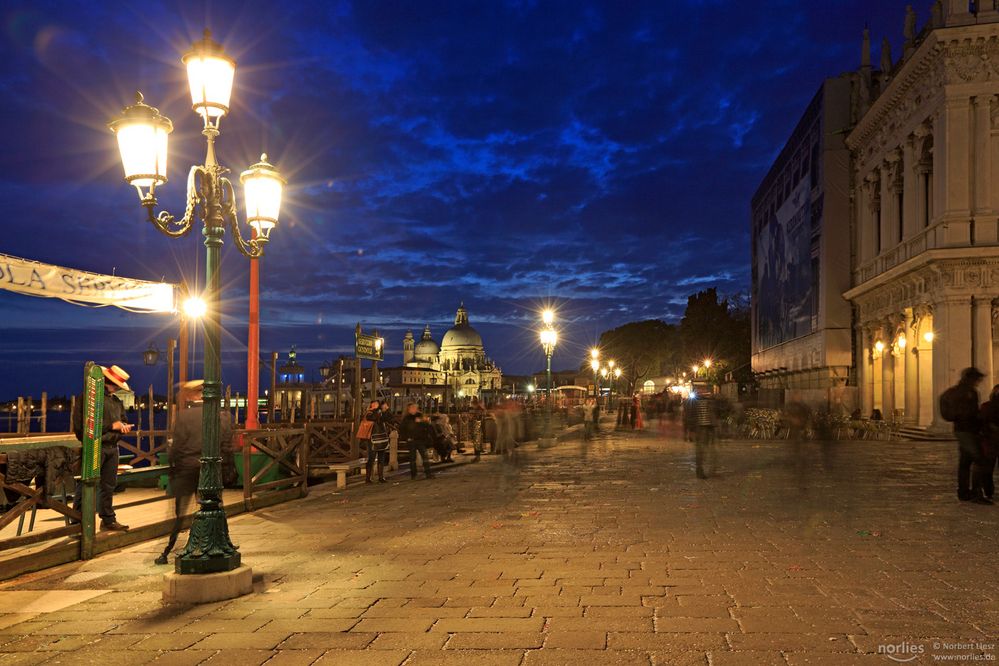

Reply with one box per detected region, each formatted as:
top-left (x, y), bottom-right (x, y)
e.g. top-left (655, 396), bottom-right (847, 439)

top-left (398, 303), bottom-right (502, 398)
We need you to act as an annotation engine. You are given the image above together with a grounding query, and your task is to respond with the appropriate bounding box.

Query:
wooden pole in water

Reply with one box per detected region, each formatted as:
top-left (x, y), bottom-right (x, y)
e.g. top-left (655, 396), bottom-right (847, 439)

top-left (40, 392), bottom-right (47, 433)
top-left (17, 397), bottom-right (25, 434)
top-left (167, 338), bottom-right (176, 431)
top-left (148, 385), bottom-right (154, 445)
top-left (68, 395), bottom-right (76, 434)
top-left (269, 351), bottom-right (278, 424)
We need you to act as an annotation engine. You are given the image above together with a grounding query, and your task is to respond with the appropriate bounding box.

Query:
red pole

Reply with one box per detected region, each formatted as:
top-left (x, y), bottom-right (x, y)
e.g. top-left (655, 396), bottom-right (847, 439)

top-left (245, 255), bottom-right (261, 430)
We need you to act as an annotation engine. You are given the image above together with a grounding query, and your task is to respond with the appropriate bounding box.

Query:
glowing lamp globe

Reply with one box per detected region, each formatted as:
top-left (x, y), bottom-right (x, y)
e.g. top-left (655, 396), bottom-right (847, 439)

top-left (542, 309), bottom-right (554, 325)
top-left (182, 30), bottom-right (236, 122)
top-left (108, 92), bottom-right (173, 195)
top-left (590, 359), bottom-right (600, 372)
top-left (240, 154), bottom-right (285, 241)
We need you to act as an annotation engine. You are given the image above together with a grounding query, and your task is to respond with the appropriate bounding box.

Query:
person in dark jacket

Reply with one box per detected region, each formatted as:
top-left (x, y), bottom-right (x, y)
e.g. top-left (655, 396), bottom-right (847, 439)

top-left (430, 414), bottom-right (454, 462)
top-left (948, 367), bottom-right (987, 503)
top-left (364, 401), bottom-right (393, 483)
top-left (977, 384), bottom-right (999, 503)
top-left (71, 364), bottom-right (133, 531)
top-left (408, 413), bottom-right (435, 479)
top-left (155, 380), bottom-right (233, 564)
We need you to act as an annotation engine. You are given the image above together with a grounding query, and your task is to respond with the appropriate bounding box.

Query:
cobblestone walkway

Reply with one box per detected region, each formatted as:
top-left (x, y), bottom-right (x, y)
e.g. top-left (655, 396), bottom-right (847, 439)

top-left (1, 425), bottom-right (996, 665)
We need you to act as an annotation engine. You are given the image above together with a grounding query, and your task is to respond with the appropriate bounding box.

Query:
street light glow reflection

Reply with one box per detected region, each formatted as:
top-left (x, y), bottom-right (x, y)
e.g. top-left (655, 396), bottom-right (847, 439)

top-left (183, 296), bottom-right (207, 319)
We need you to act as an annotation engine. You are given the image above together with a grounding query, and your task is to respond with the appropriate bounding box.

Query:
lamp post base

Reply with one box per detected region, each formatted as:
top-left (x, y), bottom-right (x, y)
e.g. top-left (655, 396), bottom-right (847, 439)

top-left (163, 564), bottom-right (253, 603)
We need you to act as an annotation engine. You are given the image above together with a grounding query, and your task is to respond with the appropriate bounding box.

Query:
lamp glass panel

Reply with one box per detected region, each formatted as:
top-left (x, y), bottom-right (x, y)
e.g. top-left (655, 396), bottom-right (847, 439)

top-left (186, 56), bottom-right (234, 118)
top-left (116, 123), bottom-right (168, 186)
top-left (244, 173), bottom-right (283, 225)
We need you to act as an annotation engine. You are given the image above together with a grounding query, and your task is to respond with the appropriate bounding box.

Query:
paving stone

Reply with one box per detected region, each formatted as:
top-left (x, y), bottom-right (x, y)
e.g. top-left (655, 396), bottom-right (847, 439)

top-left (432, 618), bottom-right (545, 633)
top-left (524, 649), bottom-right (653, 665)
top-left (262, 650), bottom-right (326, 665)
top-left (0, 434), bottom-right (995, 664)
top-left (278, 632), bottom-right (376, 650)
top-left (543, 630), bottom-right (607, 649)
top-left (312, 649), bottom-right (410, 665)
top-left (405, 649), bottom-right (525, 665)
top-left (191, 632), bottom-right (291, 650)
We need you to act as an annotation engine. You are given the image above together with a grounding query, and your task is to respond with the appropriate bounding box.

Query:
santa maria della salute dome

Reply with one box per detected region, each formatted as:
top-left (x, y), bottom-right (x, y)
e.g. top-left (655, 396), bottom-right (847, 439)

top-left (395, 303), bottom-right (502, 398)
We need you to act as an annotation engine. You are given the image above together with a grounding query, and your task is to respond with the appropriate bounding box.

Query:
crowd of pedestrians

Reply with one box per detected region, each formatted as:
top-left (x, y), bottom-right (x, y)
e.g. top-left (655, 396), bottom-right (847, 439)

top-left (941, 367), bottom-right (997, 505)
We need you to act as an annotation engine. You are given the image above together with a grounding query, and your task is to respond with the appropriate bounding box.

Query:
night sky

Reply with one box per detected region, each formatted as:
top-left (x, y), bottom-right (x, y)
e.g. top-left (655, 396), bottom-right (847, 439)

top-left (0, 0), bottom-right (912, 400)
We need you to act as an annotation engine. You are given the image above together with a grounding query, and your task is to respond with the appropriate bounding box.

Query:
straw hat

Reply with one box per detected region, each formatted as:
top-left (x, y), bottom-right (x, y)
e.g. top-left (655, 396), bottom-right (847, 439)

top-left (102, 365), bottom-right (130, 391)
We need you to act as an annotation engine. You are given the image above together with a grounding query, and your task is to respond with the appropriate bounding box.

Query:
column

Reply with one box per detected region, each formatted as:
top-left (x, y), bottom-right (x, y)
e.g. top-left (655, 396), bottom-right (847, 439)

top-left (882, 344), bottom-right (895, 419)
top-left (973, 296), bottom-right (995, 392)
top-left (973, 95), bottom-right (997, 243)
top-left (902, 138), bottom-right (918, 241)
top-left (904, 310), bottom-right (919, 423)
top-left (858, 179), bottom-right (873, 262)
top-left (935, 96), bottom-right (972, 245)
top-left (879, 163), bottom-right (891, 254)
top-left (930, 297), bottom-right (973, 431)
top-left (859, 327), bottom-right (873, 415)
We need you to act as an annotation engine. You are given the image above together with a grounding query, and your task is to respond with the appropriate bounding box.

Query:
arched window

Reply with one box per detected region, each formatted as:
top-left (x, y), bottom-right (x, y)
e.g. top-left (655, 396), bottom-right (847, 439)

top-left (643, 380), bottom-right (656, 395)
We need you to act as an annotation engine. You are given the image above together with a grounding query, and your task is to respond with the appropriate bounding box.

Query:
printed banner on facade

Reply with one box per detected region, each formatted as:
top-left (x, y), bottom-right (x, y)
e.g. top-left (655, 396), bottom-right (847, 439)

top-left (0, 252), bottom-right (176, 312)
top-left (754, 178), bottom-right (815, 350)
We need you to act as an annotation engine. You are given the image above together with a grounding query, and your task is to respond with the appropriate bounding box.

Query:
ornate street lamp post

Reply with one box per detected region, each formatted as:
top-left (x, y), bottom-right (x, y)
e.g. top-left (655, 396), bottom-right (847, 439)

top-left (589, 348), bottom-right (600, 399)
top-left (540, 310), bottom-right (557, 441)
top-left (109, 30), bottom-right (285, 575)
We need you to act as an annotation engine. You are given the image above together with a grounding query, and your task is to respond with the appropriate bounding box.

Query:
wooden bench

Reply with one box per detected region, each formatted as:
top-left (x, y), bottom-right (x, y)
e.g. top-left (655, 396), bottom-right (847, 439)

top-left (309, 458), bottom-right (365, 489)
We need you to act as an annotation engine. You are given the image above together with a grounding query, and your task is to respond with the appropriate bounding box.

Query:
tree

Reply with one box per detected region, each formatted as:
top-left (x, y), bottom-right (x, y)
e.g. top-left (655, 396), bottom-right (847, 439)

top-left (596, 320), bottom-right (677, 394)
top-left (679, 288), bottom-right (752, 385)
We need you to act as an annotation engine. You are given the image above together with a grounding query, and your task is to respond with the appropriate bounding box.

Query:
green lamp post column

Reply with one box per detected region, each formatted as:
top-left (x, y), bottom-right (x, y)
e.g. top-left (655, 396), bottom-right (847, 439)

top-left (109, 30), bottom-right (286, 574)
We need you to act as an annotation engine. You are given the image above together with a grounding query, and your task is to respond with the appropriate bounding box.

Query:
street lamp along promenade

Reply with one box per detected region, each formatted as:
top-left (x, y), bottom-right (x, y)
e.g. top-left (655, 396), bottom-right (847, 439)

top-left (539, 311), bottom-right (558, 441)
top-left (109, 30), bottom-right (285, 576)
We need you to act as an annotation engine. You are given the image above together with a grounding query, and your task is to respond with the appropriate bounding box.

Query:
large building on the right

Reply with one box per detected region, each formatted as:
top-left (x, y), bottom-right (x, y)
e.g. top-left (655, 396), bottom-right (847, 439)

top-left (754, 1), bottom-right (999, 429)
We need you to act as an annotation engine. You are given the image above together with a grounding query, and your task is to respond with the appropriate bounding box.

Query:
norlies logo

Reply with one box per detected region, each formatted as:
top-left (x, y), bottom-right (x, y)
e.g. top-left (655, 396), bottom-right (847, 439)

top-left (878, 641), bottom-right (925, 662)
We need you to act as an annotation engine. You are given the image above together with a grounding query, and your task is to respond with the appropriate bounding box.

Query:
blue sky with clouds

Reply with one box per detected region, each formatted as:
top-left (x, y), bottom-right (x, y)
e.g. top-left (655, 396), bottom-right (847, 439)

top-left (0, 0), bottom-right (910, 399)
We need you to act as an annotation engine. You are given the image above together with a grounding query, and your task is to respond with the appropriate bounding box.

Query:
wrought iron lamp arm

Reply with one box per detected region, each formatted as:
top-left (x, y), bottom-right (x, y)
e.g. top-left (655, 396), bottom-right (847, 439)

top-left (220, 176), bottom-right (265, 258)
top-left (141, 166), bottom-right (203, 238)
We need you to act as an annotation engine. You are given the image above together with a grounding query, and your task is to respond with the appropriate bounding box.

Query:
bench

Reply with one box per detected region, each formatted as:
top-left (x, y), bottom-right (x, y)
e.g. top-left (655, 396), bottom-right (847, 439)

top-left (310, 458), bottom-right (365, 489)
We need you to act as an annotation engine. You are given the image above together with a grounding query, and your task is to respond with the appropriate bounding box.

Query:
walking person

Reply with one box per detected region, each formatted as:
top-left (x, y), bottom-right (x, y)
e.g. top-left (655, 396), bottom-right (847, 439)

top-left (408, 413), bottom-right (435, 480)
top-left (71, 364), bottom-right (133, 531)
top-left (692, 394), bottom-right (718, 479)
top-left (583, 398), bottom-right (596, 440)
top-left (155, 380), bottom-right (232, 565)
top-left (977, 384), bottom-right (999, 503)
top-left (399, 402), bottom-right (419, 460)
top-left (360, 400), bottom-right (390, 483)
top-left (939, 367), bottom-right (989, 503)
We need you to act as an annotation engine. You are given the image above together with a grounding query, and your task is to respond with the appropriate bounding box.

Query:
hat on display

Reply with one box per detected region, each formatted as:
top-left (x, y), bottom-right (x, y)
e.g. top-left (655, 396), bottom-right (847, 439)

top-left (102, 365), bottom-right (130, 391)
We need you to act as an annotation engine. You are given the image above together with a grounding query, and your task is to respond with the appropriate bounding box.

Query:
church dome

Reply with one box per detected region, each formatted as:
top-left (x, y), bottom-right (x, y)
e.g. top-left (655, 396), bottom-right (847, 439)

top-left (414, 325), bottom-right (439, 357)
top-left (441, 304), bottom-right (484, 349)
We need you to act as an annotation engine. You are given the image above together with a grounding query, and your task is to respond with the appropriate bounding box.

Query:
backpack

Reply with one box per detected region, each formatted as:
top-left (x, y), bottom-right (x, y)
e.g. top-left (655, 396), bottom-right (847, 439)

top-left (939, 386), bottom-right (962, 422)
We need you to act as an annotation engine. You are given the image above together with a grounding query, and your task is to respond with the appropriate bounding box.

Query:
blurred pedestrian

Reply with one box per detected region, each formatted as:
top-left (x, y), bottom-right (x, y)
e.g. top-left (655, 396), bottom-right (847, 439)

top-left (583, 398), bottom-right (596, 440)
top-left (361, 400), bottom-right (391, 483)
top-left (940, 367), bottom-right (987, 503)
top-left (976, 384), bottom-right (999, 503)
top-left (155, 380), bottom-right (232, 565)
top-left (408, 412), bottom-right (435, 479)
top-left (692, 394), bottom-right (718, 478)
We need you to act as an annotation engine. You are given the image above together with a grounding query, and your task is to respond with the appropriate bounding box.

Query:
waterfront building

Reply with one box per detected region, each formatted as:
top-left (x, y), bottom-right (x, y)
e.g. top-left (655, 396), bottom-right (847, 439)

top-left (846, 2), bottom-right (999, 428)
top-left (751, 75), bottom-right (856, 408)
top-left (753, 2), bottom-right (999, 429)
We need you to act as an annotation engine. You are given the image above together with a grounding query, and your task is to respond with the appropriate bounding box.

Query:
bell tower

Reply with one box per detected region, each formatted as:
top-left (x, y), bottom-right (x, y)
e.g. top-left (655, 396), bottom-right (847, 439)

top-left (403, 329), bottom-right (415, 365)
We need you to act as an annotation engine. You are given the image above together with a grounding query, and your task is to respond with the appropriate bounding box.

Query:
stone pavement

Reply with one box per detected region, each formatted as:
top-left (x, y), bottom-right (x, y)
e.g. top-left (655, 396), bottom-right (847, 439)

top-left (0, 422), bottom-right (996, 665)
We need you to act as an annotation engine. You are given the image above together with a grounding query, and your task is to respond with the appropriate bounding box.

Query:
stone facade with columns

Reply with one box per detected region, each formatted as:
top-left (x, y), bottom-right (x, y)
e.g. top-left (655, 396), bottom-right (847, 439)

top-left (845, 1), bottom-right (999, 429)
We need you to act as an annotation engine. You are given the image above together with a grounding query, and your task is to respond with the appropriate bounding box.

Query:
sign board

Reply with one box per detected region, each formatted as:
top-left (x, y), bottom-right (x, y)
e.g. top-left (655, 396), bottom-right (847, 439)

top-left (0, 252), bottom-right (176, 312)
top-left (355, 332), bottom-right (384, 361)
top-left (80, 362), bottom-right (105, 480)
